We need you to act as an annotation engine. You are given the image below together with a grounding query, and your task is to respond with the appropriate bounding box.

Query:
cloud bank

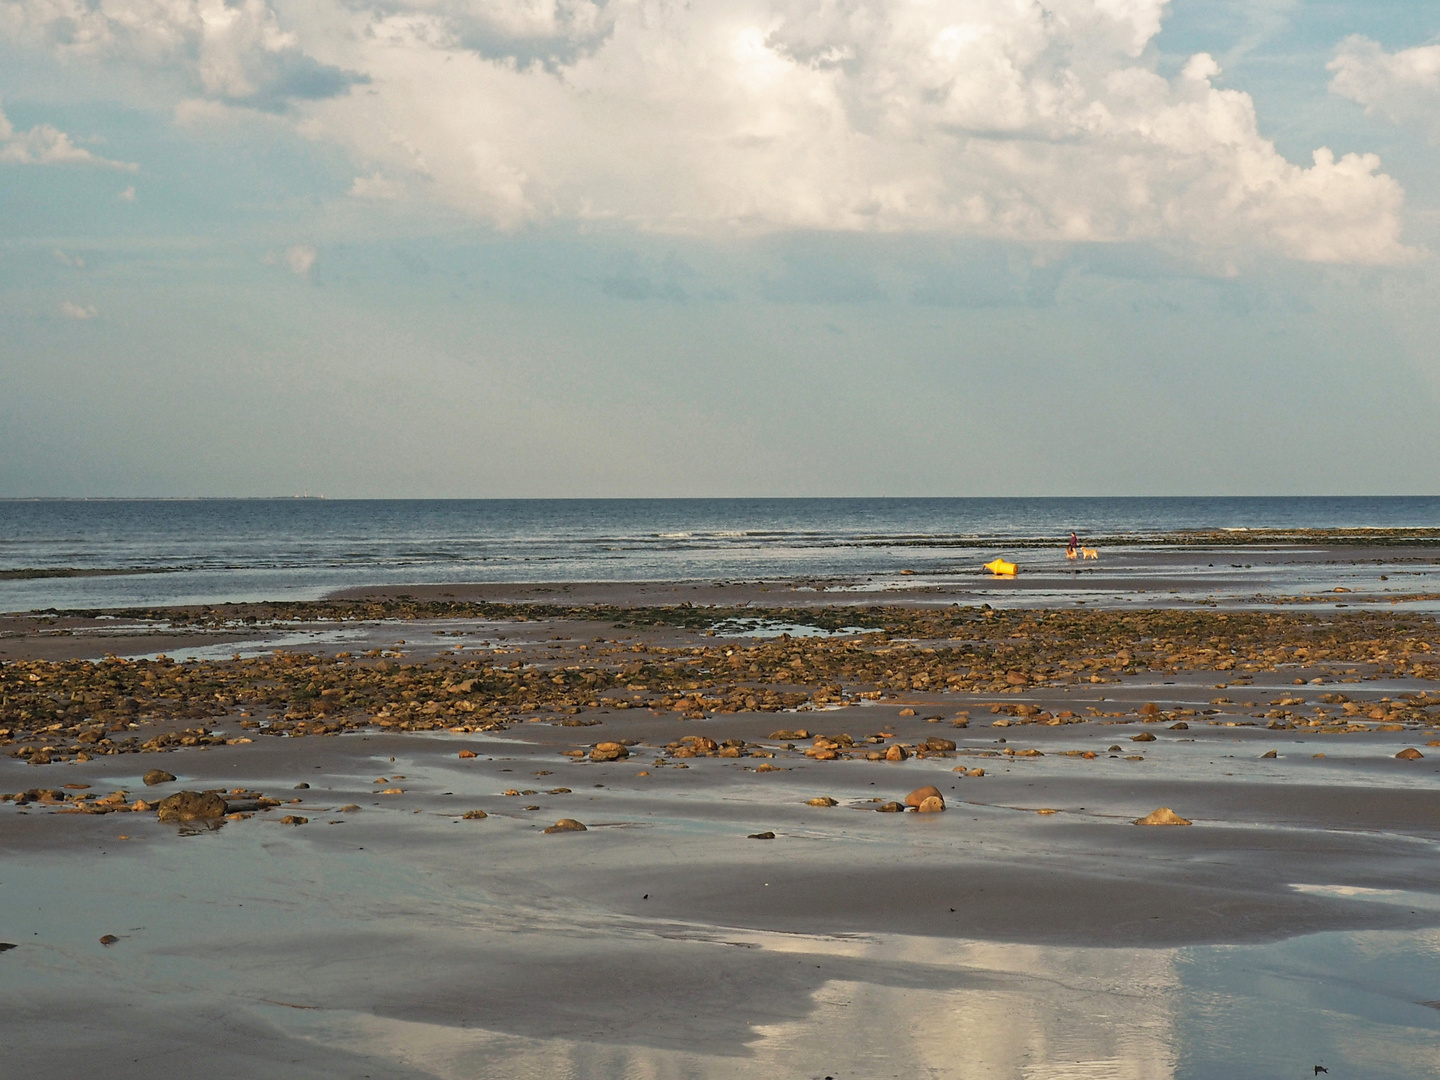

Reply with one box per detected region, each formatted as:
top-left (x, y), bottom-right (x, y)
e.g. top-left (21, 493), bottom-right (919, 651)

top-left (0, 97), bottom-right (137, 167)
top-left (3, 0), bottom-right (1415, 263)
top-left (1330, 35), bottom-right (1440, 142)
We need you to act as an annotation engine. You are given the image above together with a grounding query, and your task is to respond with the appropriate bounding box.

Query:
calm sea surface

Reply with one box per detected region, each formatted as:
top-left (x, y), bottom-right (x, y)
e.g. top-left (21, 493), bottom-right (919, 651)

top-left (2, 497), bottom-right (1439, 610)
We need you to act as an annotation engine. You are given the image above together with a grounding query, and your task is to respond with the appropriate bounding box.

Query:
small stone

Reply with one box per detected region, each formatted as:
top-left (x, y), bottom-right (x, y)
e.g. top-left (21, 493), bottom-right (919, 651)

top-left (1036, 808), bottom-right (1058, 815)
top-left (338, 804), bottom-right (360, 812)
top-left (885, 744), bottom-right (908, 762)
top-left (967, 767), bottom-right (985, 777)
top-left (1131, 732), bottom-right (1156, 742)
top-left (294, 782), bottom-right (310, 789)
top-left (1133, 807), bottom-right (1192, 826)
top-left (898, 708), bottom-right (916, 717)
top-left (876, 801), bottom-right (905, 812)
top-left (280, 815), bottom-right (308, 825)
top-left (1261, 750), bottom-right (1277, 759)
top-left (458, 750), bottom-right (477, 759)
top-left (806, 797), bottom-right (838, 807)
top-left (99, 934), bottom-right (119, 946)
top-left (590, 742), bottom-right (629, 762)
top-left (544, 818), bottom-right (587, 833)
top-left (155, 790), bottom-right (227, 823)
top-left (1396, 747), bottom-right (1424, 760)
top-left (747, 831), bottom-right (776, 839)
top-left (1169, 722), bottom-right (1189, 730)
top-left (924, 737), bottom-right (957, 752)
top-left (916, 796), bottom-right (945, 813)
top-left (1081, 751), bottom-right (1097, 760)
top-left (380, 787), bottom-right (404, 795)
top-left (1139, 703), bottom-right (1161, 716)
top-left (142, 769), bottom-right (176, 787)
top-left (904, 785), bottom-right (943, 808)
top-left (462, 809), bottom-right (488, 819)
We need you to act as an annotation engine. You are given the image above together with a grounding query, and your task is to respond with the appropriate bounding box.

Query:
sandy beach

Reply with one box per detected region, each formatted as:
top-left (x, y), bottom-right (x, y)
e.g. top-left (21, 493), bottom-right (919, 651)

top-left (3, 553), bottom-right (1440, 1078)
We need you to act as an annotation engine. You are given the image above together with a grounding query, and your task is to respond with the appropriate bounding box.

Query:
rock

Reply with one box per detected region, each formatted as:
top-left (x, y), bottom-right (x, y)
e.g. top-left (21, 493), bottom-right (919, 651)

top-left (590, 742), bottom-right (629, 762)
top-left (1005, 672), bottom-right (1028, 685)
top-left (885, 744), bottom-right (908, 762)
top-left (462, 809), bottom-right (488, 819)
top-left (1169, 722), bottom-right (1189, 730)
top-left (904, 785), bottom-right (943, 808)
top-left (898, 708), bottom-right (916, 717)
top-left (99, 934), bottom-right (119, 946)
top-left (1139, 703), bottom-right (1161, 716)
top-left (747, 831), bottom-right (776, 839)
top-left (142, 769), bottom-right (176, 787)
top-left (1131, 732), bottom-right (1156, 742)
top-left (544, 818), bottom-right (587, 833)
top-left (155, 790), bottom-right (227, 823)
top-left (1261, 750), bottom-right (1277, 759)
top-left (294, 782), bottom-right (310, 789)
top-left (1013, 748), bottom-right (1043, 757)
top-left (967, 767), bottom-right (985, 777)
top-left (338, 804), bottom-right (360, 812)
top-left (876, 801), bottom-right (905, 812)
top-left (924, 737), bottom-right (956, 752)
top-left (1081, 751), bottom-right (1097, 760)
top-left (0, 943), bottom-right (16, 952)
top-left (916, 796), bottom-right (945, 813)
top-left (458, 750), bottom-right (477, 759)
top-left (280, 815), bottom-right (308, 825)
top-left (806, 797), bottom-right (838, 807)
top-left (1396, 747), bottom-right (1424, 760)
top-left (380, 787), bottom-right (404, 795)
top-left (1133, 807), bottom-right (1192, 826)
top-left (755, 763), bottom-right (781, 773)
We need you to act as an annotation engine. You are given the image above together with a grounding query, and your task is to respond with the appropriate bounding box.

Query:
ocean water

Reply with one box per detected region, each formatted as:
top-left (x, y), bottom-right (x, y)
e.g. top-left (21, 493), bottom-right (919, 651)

top-left (2, 496), bottom-right (1439, 611)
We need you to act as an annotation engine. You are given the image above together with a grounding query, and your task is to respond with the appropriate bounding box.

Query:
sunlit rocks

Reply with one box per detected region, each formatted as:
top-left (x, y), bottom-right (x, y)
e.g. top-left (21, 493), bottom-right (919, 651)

top-left (590, 741), bottom-right (629, 762)
top-left (1131, 732), bottom-right (1156, 742)
top-left (142, 769), bottom-right (176, 786)
top-left (462, 809), bottom-right (488, 819)
top-left (544, 818), bottom-right (587, 833)
top-left (916, 796), bottom-right (945, 813)
top-left (1133, 807), bottom-right (1192, 825)
top-left (1396, 747), bottom-right (1424, 760)
top-left (876, 801), bottom-right (905, 812)
top-left (806, 797), bottom-right (838, 807)
top-left (885, 744), bottom-right (908, 761)
top-left (904, 785), bottom-right (943, 809)
top-left (155, 790), bottom-right (227, 823)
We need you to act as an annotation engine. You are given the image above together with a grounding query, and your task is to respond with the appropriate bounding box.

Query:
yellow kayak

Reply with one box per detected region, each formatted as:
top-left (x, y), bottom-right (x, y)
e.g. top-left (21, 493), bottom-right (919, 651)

top-left (984, 558), bottom-right (1017, 576)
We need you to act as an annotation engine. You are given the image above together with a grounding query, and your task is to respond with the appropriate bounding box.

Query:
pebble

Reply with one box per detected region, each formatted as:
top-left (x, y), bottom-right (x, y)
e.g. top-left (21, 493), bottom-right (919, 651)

top-left (462, 809), bottom-right (488, 819)
top-left (544, 818), bottom-right (587, 833)
top-left (806, 797), bottom-right (838, 807)
top-left (747, 831), bottom-right (776, 839)
top-left (458, 750), bottom-right (477, 759)
top-left (142, 770), bottom-right (176, 787)
top-left (1133, 807), bottom-right (1192, 826)
top-left (876, 801), bottom-right (905, 812)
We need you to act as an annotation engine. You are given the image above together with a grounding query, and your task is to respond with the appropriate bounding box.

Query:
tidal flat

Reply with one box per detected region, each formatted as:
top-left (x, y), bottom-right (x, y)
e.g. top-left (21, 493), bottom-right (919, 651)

top-left (3, 573), bottom-right (1440, 1078)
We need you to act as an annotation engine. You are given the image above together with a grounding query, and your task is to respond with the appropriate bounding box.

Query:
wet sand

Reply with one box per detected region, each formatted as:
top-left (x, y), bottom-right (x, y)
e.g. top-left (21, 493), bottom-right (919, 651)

top-left (2, 580), bottom-right (1439, 1077)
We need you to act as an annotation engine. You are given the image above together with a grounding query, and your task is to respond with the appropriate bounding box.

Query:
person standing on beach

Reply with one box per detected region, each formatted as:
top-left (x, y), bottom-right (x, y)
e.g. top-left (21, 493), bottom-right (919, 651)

top-left (1068, 531), bottom-right (1079, 555)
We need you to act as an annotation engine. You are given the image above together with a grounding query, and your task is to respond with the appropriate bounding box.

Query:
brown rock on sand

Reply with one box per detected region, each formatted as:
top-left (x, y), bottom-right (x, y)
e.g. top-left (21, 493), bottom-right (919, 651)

top-left (885, 744), bottom-right (908, 762)
top-left (904, 786), bottom-right (943, 809)
top-left (590, 742), bottom-right (629, 762)
top-left (142, 770), bottom-right (176, 787)
top-left (544, 818), bottom-right (587, 833)
top-left (806, 797), bottom-right (838, 807)
top-left (155, 790), bottom-right (227, 823)
top-left (1396, 747), bottom-right (1424, 760)
top-left (462, 809), bottom-right (488, 819)
top-left (1133, 807), bottom-right (1192, 826)
top-left (1131, 732), bottom-right (1156, 743)
top-left (876, 801), bottom-right (905, 813)
top-left (457, 750), bottom-right (477, 759)
top-left (916, 796), bottom-right (945, 813)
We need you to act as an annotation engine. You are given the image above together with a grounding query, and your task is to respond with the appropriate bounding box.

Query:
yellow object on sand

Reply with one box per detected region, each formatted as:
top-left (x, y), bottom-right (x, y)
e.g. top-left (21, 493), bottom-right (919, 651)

top-left (985, 558), bottom-right (1017, 576)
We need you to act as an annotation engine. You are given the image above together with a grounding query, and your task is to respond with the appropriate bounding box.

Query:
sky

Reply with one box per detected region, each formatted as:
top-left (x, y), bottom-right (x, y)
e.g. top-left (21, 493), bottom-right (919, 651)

top-left (2, 0), bottom-right (1439, 498)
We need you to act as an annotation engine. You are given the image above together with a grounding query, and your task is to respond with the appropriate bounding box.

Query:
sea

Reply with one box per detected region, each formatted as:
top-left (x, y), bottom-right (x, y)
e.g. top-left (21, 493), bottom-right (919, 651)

top-left (2, 496), bottom-right (1439, 612)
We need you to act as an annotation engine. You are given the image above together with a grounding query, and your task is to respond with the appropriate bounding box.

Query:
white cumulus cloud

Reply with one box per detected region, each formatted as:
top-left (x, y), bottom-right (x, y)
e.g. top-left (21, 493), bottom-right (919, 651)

top-left (302, 0), bottom-right (1408, 262)
top-left (1, 0), bottom-right (366, 108)
top-left (3, 0), bottom-right (1415, 263)
top-left (267, 243), bottom-right (318, 276)
top-left (0, 97), bottom-right (137, 168)
top-left (1329, 35), bottom-right (1440, 141)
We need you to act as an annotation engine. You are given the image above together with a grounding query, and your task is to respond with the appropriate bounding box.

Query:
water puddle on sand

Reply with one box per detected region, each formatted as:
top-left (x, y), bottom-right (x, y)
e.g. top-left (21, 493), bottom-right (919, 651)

top-left (2, 823), bottom-right (1438, 1079)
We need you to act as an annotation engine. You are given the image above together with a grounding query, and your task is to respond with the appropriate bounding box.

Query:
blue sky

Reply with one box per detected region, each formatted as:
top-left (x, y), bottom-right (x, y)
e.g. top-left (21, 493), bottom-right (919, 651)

top-left (2, 0), bottom-right (1438, 497)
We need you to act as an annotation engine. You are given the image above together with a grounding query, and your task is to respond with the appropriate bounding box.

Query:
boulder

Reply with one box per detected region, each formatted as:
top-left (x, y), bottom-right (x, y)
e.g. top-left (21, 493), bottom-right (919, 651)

top-left (916, 796), bottom-right (945, 813)
top-left (142, 769), bottom-right (176, 787)
top-left (544, 818), bottom-right (587, 833)
top-left (875, 801), bottom-right (905, 813)
top-left (1396, 747), bottom-right (1424, 760)
top-left (885, 744), bottom-right (908, 762)
top-left (1131, 732), bottom-right (1156, 743)
top-left (904, 785), bottom-right (943, 809)
top-left (806, 797), bottom-right (838, 807)
top-left (590, 742), bottom-right (629, 762)
top-left (155, 790), bottom-right (227, 823)
top-left (924, 737), bottom-right (957, 752)
top-left (1133, 807), bottom-right (1191, 826)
